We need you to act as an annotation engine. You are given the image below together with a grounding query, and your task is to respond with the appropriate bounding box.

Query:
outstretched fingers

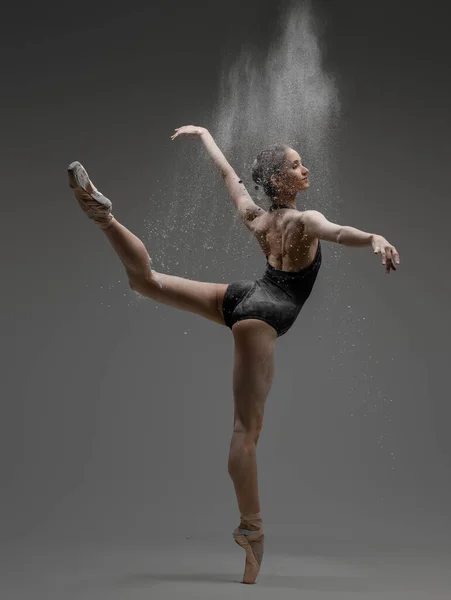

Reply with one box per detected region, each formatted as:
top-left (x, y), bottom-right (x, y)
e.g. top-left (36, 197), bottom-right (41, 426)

top-left (170, 128), bottom-right (181, 140)
top-left (170, 125), bottom-right (205, 140)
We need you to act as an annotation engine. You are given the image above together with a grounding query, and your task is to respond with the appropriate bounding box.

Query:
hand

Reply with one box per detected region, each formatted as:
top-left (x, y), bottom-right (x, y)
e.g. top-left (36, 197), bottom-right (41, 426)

top-left (171, 125), bottom-right (206, 140)
top-left (371, 235), bottom-right (400, 274)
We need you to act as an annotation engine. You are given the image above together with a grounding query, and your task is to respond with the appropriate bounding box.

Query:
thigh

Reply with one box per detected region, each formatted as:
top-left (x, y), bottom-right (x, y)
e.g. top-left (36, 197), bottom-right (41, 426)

top-left (232, 319), bottom-right (277, 433)
top-left (132, 269), bottom-right (229, 325)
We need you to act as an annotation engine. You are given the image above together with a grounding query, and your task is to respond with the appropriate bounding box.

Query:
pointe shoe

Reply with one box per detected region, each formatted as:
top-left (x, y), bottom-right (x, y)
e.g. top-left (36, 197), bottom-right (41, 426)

top-left (233, 522), bottom-right (264, 584)
top-left (67, 161), bottom-right (113, 229)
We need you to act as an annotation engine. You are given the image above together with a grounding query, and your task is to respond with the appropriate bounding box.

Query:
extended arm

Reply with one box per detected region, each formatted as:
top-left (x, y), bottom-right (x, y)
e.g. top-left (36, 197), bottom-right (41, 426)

top-left (302, 210), bottom-right (400, 272)
top-left (302, 210), bottom-right (373, 246)
top-left (171, 125), bottom-right (264, 229)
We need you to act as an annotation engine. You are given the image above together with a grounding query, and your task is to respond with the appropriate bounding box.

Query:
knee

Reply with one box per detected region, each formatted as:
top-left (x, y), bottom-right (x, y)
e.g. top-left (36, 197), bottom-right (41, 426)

top-left (128, 271), bottom-right (154, 293)
top-left (231, 421), bottom-right (262, 450)
top-left (228, 429), bottom-right (260, 476)
top-left (128, 276), bottom-right (139, 291)
top-left (128, 275), bottom-right (143, 293)
top-left (235, 411), bottom-right (263, 439)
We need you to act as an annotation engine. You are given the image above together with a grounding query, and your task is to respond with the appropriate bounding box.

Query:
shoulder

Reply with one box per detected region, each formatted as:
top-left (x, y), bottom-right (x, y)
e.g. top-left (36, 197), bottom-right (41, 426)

top-left (298, 210), bottom-right (327, 230)
top-left (299, 209), bottom-right (324, 222)
top-left (285, 208), bottom-right (320, 228)
top-left (295, 210), bottom-right (327, 240)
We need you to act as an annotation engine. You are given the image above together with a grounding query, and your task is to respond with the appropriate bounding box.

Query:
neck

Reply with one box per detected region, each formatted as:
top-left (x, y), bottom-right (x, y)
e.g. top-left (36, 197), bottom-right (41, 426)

top-left (270, 191), bottom-right (297, 210)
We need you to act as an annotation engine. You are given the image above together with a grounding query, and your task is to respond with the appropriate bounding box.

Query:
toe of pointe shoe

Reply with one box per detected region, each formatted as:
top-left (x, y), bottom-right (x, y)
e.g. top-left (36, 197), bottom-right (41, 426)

top-left (233, 531), bottom-right (264, 584)
top-left (67, 161), bottom-right (88, 189)
top-left (67, 160), bottom-right (82, 171)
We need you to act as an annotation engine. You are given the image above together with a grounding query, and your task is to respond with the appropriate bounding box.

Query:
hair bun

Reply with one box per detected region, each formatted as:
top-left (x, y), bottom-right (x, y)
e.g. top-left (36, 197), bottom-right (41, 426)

top-left (251, 144), bottom-right (288, 196)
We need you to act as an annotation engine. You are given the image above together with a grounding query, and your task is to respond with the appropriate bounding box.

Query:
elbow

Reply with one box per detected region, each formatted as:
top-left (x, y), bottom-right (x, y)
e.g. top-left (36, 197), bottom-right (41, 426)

top-left (244, 207), bottom-right (258, 223)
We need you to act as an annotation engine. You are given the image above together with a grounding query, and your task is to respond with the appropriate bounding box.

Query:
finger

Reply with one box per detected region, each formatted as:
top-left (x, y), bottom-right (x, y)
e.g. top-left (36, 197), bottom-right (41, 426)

top-left (387, 248), bottom-right (397, 272)
top-left (384, 257), bottom-right (391, 273)
top-left (386, 254), bottom-right (396, 273)
top-left (381, 250), bottom-right (386, 265)
top-left (392, 248), bottom-right (400, 264)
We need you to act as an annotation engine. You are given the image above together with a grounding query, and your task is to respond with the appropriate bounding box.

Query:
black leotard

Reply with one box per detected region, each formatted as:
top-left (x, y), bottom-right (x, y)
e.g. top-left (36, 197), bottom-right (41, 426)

top-left (223, 241), bottom-right (322, 337)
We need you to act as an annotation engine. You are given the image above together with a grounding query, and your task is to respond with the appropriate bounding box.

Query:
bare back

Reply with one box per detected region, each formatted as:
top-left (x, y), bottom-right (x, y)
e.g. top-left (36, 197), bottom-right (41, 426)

top-left (251, 208), bottom-right (318, 272)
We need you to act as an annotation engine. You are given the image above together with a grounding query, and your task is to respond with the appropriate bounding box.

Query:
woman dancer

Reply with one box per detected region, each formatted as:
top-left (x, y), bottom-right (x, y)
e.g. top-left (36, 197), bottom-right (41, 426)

top-left (67, 125), bottom-right (400, 584)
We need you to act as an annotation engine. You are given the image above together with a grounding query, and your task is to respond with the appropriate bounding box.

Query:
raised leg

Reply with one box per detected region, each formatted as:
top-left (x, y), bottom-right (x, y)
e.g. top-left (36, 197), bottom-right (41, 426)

top-left (67, 161), bottom-right (228, 325)
top-left (103, 219), bottom-right (228, 324)
top-left (228, 319), bottom-right (277, 584)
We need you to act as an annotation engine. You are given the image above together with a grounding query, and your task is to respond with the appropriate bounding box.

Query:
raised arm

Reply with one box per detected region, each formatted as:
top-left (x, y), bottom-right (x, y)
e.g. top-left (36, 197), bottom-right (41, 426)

top-left (302, 210), bottom-right (400, 273)
top-left (171, 125), bottom-right (265, 229)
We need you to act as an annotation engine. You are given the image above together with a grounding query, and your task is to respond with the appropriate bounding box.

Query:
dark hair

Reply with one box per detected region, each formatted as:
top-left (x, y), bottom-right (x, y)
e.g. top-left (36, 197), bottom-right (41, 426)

top-left (251, 144), bottom-right (289, 198)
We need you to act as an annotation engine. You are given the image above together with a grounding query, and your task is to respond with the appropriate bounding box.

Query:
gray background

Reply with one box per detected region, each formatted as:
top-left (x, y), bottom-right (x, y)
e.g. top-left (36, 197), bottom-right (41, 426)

top-left (1, 0), bottom-right (451, 598)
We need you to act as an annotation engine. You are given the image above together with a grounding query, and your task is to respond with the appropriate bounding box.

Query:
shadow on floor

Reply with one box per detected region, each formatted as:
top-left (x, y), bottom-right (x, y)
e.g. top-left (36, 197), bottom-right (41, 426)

top-left (113, 571), bottom-right (427, 593)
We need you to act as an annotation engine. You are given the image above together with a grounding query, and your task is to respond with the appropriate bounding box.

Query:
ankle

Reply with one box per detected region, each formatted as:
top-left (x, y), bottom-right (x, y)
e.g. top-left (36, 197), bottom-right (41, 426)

top-left (240, 512), bottom-right (263, 531)
top-left (94, 214), bottom-right (114, 229)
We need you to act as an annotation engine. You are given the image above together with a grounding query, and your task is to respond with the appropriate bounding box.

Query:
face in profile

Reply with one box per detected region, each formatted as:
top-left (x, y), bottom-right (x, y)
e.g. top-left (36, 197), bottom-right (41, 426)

top-left (271, 148), bottom-right (310, 194)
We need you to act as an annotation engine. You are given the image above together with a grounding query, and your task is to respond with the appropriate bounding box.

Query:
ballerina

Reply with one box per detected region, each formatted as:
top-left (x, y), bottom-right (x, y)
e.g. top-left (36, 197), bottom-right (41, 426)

top-left (67, 124), bottom-right (400, 584)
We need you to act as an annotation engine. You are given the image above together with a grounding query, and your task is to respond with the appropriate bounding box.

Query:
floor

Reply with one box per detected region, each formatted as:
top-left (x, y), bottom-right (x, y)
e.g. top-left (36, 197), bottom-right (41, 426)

top-left (3, 534), bottom-right (451, 600)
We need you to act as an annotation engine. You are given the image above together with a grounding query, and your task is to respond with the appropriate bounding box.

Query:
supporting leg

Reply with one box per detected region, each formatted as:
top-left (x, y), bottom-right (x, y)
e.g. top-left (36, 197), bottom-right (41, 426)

top-left (228, 319), bottom-right (277, 584)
